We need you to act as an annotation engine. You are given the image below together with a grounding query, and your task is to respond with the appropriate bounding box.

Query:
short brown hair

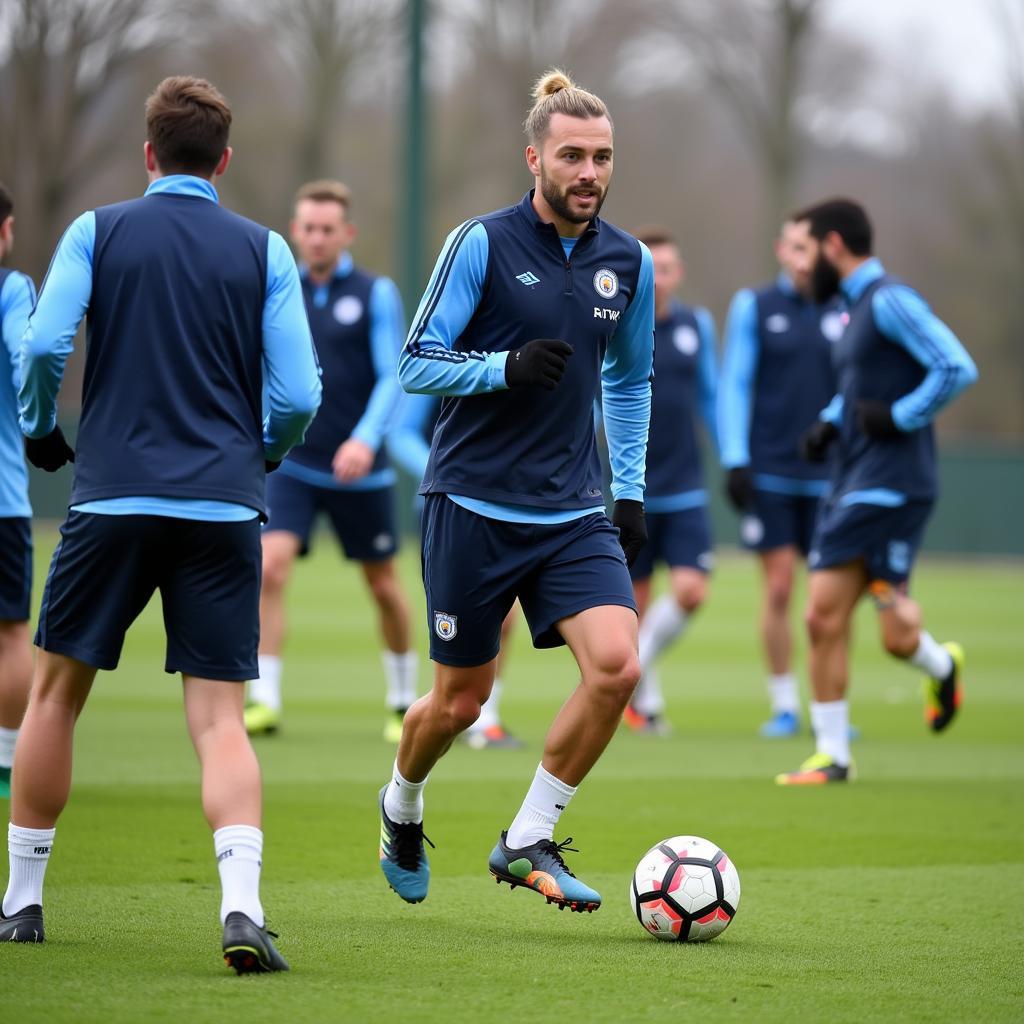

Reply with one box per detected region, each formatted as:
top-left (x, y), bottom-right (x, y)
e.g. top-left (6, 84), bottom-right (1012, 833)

top-left (294, 180), bottom-right (352, 215)
top-left (0, 182), bottom-right (12, 225)
top-left (634, 225), bottom-right (676, 249)
top-left (145, 76), bottom-right (232, 176)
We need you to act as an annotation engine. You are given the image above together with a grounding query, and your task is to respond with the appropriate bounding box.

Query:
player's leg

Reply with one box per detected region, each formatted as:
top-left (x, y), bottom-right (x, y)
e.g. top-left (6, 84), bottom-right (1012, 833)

top-left (466, 603), bottom-right (524, 749)
top-left (757, 544), bottom-right (802, 736)
top-left (0, 518), bottom-right (33, 798)
top-left (624, 518), bottom-right (661, 732)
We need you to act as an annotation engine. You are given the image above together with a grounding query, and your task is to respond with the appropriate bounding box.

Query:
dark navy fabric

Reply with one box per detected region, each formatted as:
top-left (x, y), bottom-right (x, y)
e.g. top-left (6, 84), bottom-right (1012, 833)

top-left (0, 517), bottom-right (32, 621)
top-left (417, 194), bottom-right (646, 510)
top-left (36, 512), bottom-right (261, 678)
top-left (73, 194), bottom-right (270, 514)
top-left (809, 497), bottom-right (934, 584)
top-left (740, 491), bottom-right (823, 556)
top-left (629, 507), bottom-right (713, 581)
top-left (421, 494), bottom-right (635, 666)
top-left (265, 471), bottom-right (398, 561)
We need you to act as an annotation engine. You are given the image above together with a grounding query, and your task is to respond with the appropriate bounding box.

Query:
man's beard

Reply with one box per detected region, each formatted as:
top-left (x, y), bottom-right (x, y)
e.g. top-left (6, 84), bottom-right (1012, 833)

top-left (810, 252), bottom-right (841, 303)
top-left (540, 170), bottom-right (607, 224)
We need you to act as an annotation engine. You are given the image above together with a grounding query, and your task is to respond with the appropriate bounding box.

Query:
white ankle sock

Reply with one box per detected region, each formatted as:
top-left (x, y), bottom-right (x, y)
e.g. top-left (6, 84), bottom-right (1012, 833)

top-left (631, 666), bottom-right (665, 717)
top-left (768, 674), bottom-right (801, 715)
top-left (505, 764), bottom-right (577, 849)
top-left (3, 823), bottom-right (55, 916)
top-left (383, 650), bottom-right (418, 711)
top-left (638, 596), bottom-right (688, 673)
top-left (250, 655), bottom-right (282, 712)
top-left (810, 700), bottom-right (851, 767)
top-left (0, 725), bottom-right (18, 770)
top-left (470, 679), bottom-right (502, 734)
top-left (214, 825), bottom-right (264, 927)
top-left (384, 760), bottom-right (427, 824)
top-left (908, 632), bottom-right (953, 679)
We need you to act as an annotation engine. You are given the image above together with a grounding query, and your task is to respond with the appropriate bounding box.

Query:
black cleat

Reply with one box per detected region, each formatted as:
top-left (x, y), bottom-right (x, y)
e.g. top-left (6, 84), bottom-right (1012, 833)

top-left (222, 911), bottom-right (289, 974)
top-left (0, 904), bottom-right (44, 943)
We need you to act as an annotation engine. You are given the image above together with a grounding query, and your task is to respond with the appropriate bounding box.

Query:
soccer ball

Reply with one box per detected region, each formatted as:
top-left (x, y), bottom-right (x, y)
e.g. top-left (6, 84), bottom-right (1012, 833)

top-left (630, 835), bottom-right (740, 942)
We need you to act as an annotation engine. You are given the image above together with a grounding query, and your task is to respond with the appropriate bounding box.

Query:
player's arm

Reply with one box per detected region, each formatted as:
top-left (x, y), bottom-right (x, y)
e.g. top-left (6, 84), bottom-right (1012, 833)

top-left (715, 289), bottom-right (758, 469)
top-left (262, 231), bottom-right (323, 463)
top-left (866, 285), bottom-right (978, 435)
top-left (1, 271), bottom-right (36, 393)
top-left (694, 306), bottom-right (719, 451)
top-left (398, 221), bottom-right (509, 396)
top-left (799, 392), bottom-right (842, 463)
top-left (388, 392), bottom-right (435, 481)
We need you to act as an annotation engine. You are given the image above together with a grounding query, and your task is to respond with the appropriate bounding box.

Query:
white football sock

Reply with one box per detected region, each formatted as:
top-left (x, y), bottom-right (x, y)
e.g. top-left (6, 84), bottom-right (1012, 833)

top-left (382, 650), bottom-right (418, 711)
top-left (638, 596), bottom-right (688, 673)
top-left (470, 679), bottom-right (502, 734)
top-left (631, 665), bottom-right (665, 717)
top-left (768, 674), bottom-right (801, 715)
top-left (810, 700), bottom-right (851, 767)
top-left (0, 725), bottom-right (18, 770)
top-left (250, 654), bottom-right (282, 712)
top-left (383, 760), bottom-right (427, 824)
top-left (908, 631), bottom-right (953, 679)
top-left (505, 764), bottom-right (576, 849)
top-left (214, 824), bottom-right (264, 927)
top-left (3, 824), bottom-right (54, 916)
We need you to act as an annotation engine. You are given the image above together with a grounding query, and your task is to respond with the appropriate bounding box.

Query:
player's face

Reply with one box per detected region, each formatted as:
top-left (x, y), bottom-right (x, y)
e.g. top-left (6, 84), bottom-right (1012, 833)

top-left (0, 215), bottom-right (13, 258)
top-left (775, 219), bottom-right (814, 296)
top-left (649, 242), bottom-right (684, 309)
top-left (528, 113), bottom-right (613, 227)
top-left (290, 200), bottom-right (355, 274)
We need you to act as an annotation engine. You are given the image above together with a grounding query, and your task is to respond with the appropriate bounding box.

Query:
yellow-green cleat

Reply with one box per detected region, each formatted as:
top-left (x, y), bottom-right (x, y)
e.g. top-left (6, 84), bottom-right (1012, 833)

top-left (383, 710), bottom-right (406, 744)
top-left (775, 752), bottom-right (854, 786)
top-left (923, 641), bottom-right (963, 733)
top-left (244, 702), bottom-right (281, 736)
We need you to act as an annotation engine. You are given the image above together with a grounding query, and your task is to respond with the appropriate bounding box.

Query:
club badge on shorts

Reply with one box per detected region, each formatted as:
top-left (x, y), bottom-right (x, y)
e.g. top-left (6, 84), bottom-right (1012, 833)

top-left (434, 611), bottom-right (458, 641)
top-left (593, 268), bottom-right (619, 299)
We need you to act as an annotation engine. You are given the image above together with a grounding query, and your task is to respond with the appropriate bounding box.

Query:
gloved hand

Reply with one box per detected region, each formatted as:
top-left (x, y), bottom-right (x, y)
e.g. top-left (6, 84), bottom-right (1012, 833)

top-left (799, 419), bottom-right (839, 462)
top-left (505, 338), bottom-right (573, 390)
top-left (25, 426), bottom-right (75, 472)
top-left (724, 466), bottom-right (755, 512)
top-left (856, 399), bottom-right (901, 439)
top-left (612, 499), bottom-right (647, 568)
top-left (265, 459), bottom-right (282, 474)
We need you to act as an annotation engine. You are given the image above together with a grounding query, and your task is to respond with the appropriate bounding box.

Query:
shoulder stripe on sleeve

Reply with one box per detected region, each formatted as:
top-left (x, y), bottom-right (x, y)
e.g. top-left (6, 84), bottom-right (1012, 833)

top-left (881, 294), bottom-right (960, 412)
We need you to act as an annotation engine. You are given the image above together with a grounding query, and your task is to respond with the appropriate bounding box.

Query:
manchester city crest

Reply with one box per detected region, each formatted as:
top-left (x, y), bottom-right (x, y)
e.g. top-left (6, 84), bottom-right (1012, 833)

top-left (593, 267), bottom-right (619, 299)
top-left (434, 611), bottom-right (458, 641)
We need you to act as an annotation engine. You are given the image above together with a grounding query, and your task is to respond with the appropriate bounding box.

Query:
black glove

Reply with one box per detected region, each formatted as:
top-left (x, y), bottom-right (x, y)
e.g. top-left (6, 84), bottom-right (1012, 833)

top-left (612, 499), bottom-right (647, 568)
top-left (799, 419), bottom-right (839, 463)
top-left (505, 338), bottom-right (573, 390)
top-left (724, 466), bottom-right (755, 512)
top-left (856, 399), bottom-right (901, 439)
top-left (24, 426), bottom-right (75, 472)
top-left (265, 459), bottom-right (281, 474)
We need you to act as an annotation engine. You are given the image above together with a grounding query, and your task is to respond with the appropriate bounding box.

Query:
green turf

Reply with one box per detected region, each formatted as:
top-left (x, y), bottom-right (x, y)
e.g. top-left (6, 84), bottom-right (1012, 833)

top-left (3, 533), bottom-right (1022, 1022)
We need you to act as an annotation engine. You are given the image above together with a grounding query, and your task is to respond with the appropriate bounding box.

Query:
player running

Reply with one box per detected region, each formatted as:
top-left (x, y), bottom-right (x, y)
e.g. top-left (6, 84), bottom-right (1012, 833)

top-left (247, 180), bottom-right (417, 743)
top-left (0, 184), bottom-right (36, 801)
top-left (777, 198), bottom-right (977, 785)
top-left (377, 70), bottom-right (653, 912)
top-left (718, 218), bottom-right (842, 737)
top-left (623, 227), bottom-right (717, 736)
top-left (1, 78), bottom-right (321, 971)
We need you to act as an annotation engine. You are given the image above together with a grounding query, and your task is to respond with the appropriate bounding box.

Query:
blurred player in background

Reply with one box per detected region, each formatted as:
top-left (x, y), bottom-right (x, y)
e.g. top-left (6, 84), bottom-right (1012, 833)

top-left (378, 70), bottom-right (653, 913)
top-left (623, 227), bottom-right (717, 736)
top-left (777, 198), bottom-right (977, 785)
top-left (2, 77), bottom-right (321, 971)
top-left (718, 218), bottom-right (841, 737)
top-left (247, 180), bottom-right (417, 743)
top-left (0, 183), bottom-right (36, 801)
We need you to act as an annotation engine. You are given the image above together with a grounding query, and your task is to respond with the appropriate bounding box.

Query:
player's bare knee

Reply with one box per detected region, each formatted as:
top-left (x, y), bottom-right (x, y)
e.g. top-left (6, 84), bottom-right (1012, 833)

top-left (766, 579), bottom-right (793, 614)
top-left (261, 555), bottom-right (292, 593)
top-left (881, 622), bottom-right (918, 660)
top-left (805, 602), bottom-right (842, 644)
top-left (443, 690), bottom-right (482, 734)
top-left (589, 648), bottom-right (641, 704)
top-left (675, 582), bottom-right (706, 615)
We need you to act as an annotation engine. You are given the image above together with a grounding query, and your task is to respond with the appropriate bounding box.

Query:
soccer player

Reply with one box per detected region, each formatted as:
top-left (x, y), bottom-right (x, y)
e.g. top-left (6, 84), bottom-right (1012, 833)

top-left (777, 198), bottom-right (977, 785)
top-left (377, 70), bottom-right (653, 913)
top-left (718, 218), bottom-right (842, 737)
top-left (1, 78), bottom-right (321, 971)
top-left (246, 180), bottom-right (416, 743)
top-left (623, 227), bottom-right (717, 736)
top-left (0, 183), bottom-right (36, 801)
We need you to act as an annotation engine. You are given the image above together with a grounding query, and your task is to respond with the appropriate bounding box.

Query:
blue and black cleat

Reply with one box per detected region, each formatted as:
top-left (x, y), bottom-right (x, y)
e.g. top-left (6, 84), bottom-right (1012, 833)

top-left (488, 832), bottom-right (601, 913)
top-left (378, 785), bottom-right (433, 904)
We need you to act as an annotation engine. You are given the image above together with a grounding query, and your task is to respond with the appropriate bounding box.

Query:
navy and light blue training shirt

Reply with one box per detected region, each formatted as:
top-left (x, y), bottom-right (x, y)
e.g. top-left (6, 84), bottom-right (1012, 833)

top-left (0, 266), bottom-right (36, 518)
top-left (718, 275), bottom-right (841, 497)
top-left (398, 190), bottom-right (654, 525)
top-left (645, 300), bottom-right (718, 513)
top-left (819, 258), bottom-right (977, 506)
top-left (20, 174), bottom-right (322, 521)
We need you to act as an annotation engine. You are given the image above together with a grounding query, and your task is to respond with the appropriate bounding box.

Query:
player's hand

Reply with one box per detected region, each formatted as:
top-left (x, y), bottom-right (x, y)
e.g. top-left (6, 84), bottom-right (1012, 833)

top-left (724, 466), bottom-right (755, 512)
top-left (24, 426), bottom-right (75, 472)
top-left (612, 499), bottom-right (647, 568)
top-left (856, 400), bottom-right (901, 439)
top-left (798, 419), bottom-right (839, 462)
top-left (333, 438), bottom-right (375, 482)
top-left (505, 338), bottom-right (573, 390)
top-left (265, 459), bottom-right (281, 474)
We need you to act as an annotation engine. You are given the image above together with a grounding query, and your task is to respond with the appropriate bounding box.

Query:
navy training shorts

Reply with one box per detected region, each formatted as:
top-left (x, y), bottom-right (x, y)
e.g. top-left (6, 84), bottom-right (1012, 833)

top-left (0, 517), bottom-right (32, 621)
top-left (629, 506), bottom-right (713, 581)
top-left (740, 489), bottom-right (823, 557)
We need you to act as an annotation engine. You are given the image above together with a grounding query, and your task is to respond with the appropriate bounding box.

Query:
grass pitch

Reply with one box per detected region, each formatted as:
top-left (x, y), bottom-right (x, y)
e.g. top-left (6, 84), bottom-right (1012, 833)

top-left (2, 531), bottom-right (1022, 1022)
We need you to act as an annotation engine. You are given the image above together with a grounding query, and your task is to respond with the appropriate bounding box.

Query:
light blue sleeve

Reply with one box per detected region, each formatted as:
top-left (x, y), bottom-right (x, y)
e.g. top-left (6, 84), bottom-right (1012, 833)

top-left (398, 221), bottom-right (509, 395)
top-left (694, 305), bottom-right (719, 450)
top-left (388, 392), bottom-right (437, 479)
top-left (262, 231), bottom-right (323, 461)
top-left (601, 242), bottom-right (654, 503)
top-left (716, 288), bottom-right (759, 468)
top-left (19, 211), bottom-right (95, 438)
top-left (350, 276), bottom-right (406, 451)
top-left (820, 393), bottom-right (844, 426)
top-left (872, 285), bottom-right (978, 432)
top-left (1, 272), bottom-right (36, 393)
